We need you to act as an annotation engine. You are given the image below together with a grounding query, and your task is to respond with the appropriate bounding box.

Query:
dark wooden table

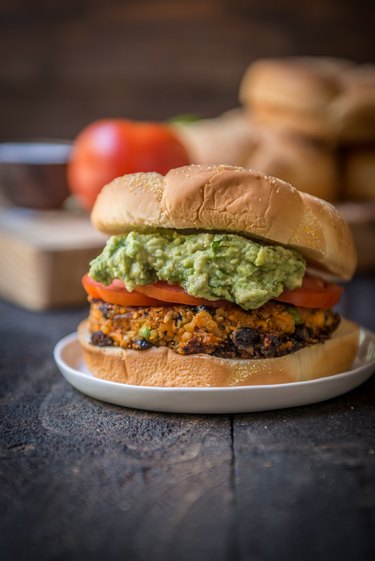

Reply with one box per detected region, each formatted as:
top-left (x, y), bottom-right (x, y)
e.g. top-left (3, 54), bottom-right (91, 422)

top-left (1, 274), bottom-right (375, 561)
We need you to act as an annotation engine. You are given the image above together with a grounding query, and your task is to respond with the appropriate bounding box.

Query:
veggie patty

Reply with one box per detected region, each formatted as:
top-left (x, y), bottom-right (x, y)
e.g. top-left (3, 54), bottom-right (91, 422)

top-left (88, 298), bottom-right (340, 359)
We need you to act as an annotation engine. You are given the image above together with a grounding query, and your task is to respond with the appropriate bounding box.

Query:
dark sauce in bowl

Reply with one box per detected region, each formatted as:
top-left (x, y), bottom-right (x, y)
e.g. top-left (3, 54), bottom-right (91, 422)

top-left (0, 141), bottom-right (72, 209)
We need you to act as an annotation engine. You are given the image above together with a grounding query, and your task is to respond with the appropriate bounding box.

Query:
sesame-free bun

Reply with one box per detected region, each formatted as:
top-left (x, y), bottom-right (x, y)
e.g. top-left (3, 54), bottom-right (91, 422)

top-left (78, 319), bottom-right (359, 387)
top-left (245, 129), bottom-right (339, 202)
top-left (239, 57), bottom-right (351, 140)
top-left (91, 164), bottom-right (356, 280)
top-left (239, 57), bottom-right (375, 144)
top-left (173, 108), bottom-right (258, 167)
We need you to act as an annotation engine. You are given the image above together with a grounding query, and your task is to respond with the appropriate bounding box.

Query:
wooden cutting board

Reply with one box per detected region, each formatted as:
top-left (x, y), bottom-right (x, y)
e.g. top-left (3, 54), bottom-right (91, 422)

top-left (0, 207), bottom-right (107, 310)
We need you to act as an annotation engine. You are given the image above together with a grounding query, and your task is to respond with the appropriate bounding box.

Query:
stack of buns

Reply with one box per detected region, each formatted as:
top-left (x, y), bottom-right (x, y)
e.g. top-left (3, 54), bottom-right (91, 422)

top-left (239, 57), bottom-right (375, 202)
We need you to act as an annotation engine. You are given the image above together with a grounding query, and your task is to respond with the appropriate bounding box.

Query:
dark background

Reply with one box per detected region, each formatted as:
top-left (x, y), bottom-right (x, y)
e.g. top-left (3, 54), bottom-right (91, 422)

top-left (1, 0), bottom-right (374, 141)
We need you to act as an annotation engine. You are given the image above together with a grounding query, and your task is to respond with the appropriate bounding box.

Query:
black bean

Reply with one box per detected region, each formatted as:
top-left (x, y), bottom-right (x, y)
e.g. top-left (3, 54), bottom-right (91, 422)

top-left (134, 339), bottom-right (153, 350)
top-left (294, 325), bottom-right (310, 341)
top-left (261, 334), bottom-right (282, 355)
top-left (212, 337), bottom-right (238, 358)
top-left (232, 328), bottom-right (260, 350)
top-left (193, 306), bottom-right (212, 314)
top-left (91, 331), bottom-right (114, 347)
top-left (98, 302), bottom-right (113, 319)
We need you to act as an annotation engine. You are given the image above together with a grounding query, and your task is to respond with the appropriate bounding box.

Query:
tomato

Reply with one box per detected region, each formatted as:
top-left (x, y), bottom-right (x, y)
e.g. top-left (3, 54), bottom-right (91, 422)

top-left (83, 273), bottom-right (342, 310)
top-left (81, 274), bottom-right (163, 307)
top-left (135, 282), bottom-right (228, 307)
top-left (274, 275), bottom-right (343, 308)
top-left (68, 119), bottom-right (190, 210)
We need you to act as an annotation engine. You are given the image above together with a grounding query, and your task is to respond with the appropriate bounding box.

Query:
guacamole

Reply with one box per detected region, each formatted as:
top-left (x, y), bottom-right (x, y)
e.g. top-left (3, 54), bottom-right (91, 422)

top-left (89, 231), bottom-right (306, 310)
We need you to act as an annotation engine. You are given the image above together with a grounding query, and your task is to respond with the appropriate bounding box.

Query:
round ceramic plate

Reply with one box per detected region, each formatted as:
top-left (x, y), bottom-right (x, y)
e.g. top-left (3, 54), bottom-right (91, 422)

top-left (53, 328), bottom-right (375, 414)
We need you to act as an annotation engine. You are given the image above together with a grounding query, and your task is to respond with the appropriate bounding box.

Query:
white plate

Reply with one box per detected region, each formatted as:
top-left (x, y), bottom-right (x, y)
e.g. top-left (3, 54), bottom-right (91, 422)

top-left (53, 328), bottom-right (375, 414)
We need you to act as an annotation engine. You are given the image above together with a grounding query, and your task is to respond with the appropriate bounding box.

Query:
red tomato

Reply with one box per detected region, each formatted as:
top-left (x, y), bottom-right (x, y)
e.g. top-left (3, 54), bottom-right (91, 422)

top-left (83, 273), bottom-right (343, 310)
top-left (135, 282), bottom-right (228, 307)
top-left (274, 275), bottom-right (343, 308)
top-left (68, 119), bottom-right (190, 210)
top-left (81, 274), bottom-right (163, 307)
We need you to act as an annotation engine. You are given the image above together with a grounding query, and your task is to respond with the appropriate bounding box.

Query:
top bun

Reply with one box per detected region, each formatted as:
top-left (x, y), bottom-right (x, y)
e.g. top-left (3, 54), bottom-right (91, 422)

top-left (91, 164), bottom-right (356, 280)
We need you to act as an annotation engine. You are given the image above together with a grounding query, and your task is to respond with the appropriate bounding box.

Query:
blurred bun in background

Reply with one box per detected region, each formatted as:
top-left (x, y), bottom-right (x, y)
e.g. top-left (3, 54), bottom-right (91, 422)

top-left (175, 111), bottom-right (339, 202)
top-left (344, 146), bottom-right (375, 200)
top-left (239, 57), bottom-right (352, 141)
top-left (173, 109), bottom-right (258, 167)
top-left (238, 57), bottom-right (375, 201)
top-left (332, 64), bottom-right (375, 144)
top-left (245, 129), bottom-right (339, 202)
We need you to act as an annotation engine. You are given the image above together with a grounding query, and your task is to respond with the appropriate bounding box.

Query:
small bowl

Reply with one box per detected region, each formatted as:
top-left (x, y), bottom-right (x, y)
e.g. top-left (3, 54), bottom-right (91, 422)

top-left (0, 140), bottom-right (72, 209)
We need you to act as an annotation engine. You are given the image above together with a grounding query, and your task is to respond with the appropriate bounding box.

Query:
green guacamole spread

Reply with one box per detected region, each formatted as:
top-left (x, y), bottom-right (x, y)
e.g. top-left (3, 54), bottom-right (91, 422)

top-left (89, 231), bottom-right (306, 310)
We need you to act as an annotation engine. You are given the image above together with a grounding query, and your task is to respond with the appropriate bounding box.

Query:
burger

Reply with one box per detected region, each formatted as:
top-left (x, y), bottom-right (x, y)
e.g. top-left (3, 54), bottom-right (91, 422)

top-left (78, 164), bottom-right (359, 387)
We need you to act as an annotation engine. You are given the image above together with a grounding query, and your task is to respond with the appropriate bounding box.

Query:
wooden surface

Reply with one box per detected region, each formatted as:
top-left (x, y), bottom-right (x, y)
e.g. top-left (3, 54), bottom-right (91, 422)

top-left (0, 273), bottom-right (374, 561)
top-left (1, 0), bottom-right (374, 140)
top-left (0, 208), bottom-right (106, 309)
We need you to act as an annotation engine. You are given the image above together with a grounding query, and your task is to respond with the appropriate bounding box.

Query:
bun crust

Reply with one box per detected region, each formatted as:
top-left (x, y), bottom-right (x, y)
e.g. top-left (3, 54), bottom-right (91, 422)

top-left (78, 319), bottom-right (359, 387)
top-left (91, 164), bottom-right (356, 279)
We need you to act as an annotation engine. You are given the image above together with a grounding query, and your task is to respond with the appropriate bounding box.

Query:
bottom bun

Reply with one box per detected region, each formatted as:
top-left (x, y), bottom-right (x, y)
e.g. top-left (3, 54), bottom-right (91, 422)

top-left (78, 318), bottom-right (360, 387)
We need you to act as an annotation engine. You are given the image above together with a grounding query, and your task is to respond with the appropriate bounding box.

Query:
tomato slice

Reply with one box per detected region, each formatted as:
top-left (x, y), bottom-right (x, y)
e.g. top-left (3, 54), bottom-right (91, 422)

top-left (81, 274), bottom-right (163, 307)
top-left (83, 273), bottom-right (343, 310)
top-left (274, 275), bottom-right (343, 308)
top-left (135, 281), bottom-right (228, 307)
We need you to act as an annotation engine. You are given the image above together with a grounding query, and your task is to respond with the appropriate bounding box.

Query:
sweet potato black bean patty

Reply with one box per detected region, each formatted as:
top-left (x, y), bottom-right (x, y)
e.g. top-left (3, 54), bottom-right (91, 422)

top-left (88, 298), bottom-right (340, 359)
